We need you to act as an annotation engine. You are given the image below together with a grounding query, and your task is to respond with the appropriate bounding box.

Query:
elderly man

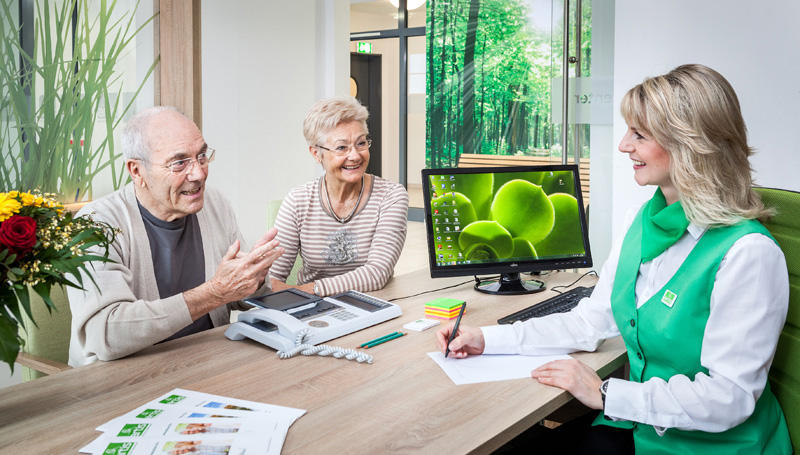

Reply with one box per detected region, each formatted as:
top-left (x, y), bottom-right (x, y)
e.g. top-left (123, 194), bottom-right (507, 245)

top-left (68, 106), bottom-right (283, 366)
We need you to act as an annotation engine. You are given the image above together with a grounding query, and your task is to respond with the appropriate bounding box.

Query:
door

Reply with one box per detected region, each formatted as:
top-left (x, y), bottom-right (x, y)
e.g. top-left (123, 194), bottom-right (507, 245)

top-left (350, 52), bottom-right (382, 177)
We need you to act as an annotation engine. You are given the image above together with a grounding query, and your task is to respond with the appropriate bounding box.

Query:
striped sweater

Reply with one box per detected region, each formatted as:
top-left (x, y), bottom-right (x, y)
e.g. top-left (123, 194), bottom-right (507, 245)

top-left (270, 175), bottom-right (409, 296)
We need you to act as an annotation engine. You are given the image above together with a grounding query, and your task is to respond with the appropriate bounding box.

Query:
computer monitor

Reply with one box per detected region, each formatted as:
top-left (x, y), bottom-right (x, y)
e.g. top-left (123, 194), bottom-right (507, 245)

top-left (421, 165), bottom-right (592, 295)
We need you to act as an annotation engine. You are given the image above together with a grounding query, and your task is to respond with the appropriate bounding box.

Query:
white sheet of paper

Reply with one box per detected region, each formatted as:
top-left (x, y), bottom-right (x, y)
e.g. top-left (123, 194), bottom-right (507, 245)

top-left (428, 351), bottom-right (572, 385)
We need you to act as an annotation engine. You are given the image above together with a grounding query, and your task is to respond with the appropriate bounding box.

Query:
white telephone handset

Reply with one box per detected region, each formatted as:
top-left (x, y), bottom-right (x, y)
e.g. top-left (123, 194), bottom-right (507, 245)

top-left (224, 307), bottom-right (374, 363)
top-left (226, 289), bottom-right (403, 364)
top-left (226, 308), bottom-right (311, 352)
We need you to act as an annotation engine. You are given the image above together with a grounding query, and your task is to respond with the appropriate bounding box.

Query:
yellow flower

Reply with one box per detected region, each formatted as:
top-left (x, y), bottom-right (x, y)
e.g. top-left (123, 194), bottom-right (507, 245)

top-left (0, 193), bottom-right (23, 221)
top-left (19, 192), bottom-right (36, 206)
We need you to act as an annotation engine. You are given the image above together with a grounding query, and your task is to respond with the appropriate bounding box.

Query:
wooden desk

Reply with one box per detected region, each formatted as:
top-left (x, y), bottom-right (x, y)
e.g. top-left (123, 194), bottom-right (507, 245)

top-left (0, 270), bottom-right (627, 454)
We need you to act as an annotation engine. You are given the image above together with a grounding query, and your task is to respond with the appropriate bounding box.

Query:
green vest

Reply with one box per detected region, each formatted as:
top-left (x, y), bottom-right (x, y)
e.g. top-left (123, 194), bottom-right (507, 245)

top-left (594, 207), bottom-right (792, 454)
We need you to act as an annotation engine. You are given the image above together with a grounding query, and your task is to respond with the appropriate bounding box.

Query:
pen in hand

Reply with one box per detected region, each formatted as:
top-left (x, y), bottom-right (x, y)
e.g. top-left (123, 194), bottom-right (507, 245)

top-left (444, 302), bottom-right (466, 358)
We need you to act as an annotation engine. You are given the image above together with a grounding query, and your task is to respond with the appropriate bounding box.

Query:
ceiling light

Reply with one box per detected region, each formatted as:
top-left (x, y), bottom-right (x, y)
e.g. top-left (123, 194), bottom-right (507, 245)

top-left (389, 0), bottom-right (426, 10)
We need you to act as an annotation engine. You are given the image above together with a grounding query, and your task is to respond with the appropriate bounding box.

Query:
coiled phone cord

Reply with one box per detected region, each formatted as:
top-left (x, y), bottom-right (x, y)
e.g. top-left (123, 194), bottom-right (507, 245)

top-left (276, 329), bottom-right (374, 364)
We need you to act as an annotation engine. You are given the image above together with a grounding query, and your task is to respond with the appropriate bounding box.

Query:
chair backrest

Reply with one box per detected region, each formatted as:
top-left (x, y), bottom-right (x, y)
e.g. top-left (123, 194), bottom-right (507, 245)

top-left (17, 284), bottom-right (71, 381)
top-left (267, 200), bottom-right (302, 286)
top-left (754, 187), bottom-right (800, 452)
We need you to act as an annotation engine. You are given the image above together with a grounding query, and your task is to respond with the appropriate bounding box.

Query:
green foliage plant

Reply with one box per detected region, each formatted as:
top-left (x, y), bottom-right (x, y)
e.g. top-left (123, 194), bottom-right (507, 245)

top-left (0, 0), bottom-right (158, 202)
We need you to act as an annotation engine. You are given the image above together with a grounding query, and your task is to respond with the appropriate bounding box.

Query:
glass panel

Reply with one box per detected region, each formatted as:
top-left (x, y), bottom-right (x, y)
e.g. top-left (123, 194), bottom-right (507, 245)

top-left (0, 0), bottom-right (21, 189)
top-left (1, 0), bottom-right (154, 201)
top-left (349, 38), bottom-right (400, 184)
top-left (426, 0), bottom-right (557, 168)
top-left (350, 0), bottom-right (398, 33)
top-left (407, 35), bottom-right (426, 209)
top-left (550, 0), bottom-right (593, 207)
top-left (408, 1), bottom-right (427, 28)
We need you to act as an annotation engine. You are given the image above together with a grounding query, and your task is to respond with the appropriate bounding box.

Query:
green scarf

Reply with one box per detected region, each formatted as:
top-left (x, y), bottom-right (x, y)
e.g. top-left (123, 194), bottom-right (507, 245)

top-left (640, 188), bottom-right (690, 262)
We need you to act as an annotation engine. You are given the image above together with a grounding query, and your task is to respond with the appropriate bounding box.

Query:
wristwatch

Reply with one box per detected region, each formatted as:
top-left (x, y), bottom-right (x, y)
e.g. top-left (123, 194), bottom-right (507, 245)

top-left (313, 282), bottom-right (319, 295)
top-left (599, 379), bottom-right (609, 409)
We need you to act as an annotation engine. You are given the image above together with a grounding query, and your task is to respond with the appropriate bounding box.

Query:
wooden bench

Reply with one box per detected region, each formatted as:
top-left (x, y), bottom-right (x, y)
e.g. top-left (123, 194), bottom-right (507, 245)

top-left (457, 153), bottom-right (590, 206)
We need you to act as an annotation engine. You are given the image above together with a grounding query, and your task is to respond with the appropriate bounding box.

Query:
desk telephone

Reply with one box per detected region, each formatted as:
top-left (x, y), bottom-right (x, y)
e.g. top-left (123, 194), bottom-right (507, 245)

top-left (225, 289), bottom-right (402, 363)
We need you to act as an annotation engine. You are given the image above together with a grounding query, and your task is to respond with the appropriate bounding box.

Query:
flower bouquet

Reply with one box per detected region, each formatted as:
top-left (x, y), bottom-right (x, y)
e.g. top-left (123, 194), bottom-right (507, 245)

top-left (0, 190), bottom-right (118, 370)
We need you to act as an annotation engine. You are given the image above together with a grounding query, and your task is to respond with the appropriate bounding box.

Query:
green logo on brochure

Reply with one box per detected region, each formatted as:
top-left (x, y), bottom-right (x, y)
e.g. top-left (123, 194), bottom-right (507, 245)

top-left (117, 423), bottom-right (149, 437)
top-left (661, 290), bottom-right (677, 308)
top-left (135, 408), bottom-right (164, 419)
top-left (102, 442), bottom-right (135, 455)
top-left (159, 394), bottom-right (186, 405)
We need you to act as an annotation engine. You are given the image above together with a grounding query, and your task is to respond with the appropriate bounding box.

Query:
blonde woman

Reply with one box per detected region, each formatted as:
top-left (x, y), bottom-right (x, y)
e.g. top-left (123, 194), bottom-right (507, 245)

top-left (269, 96), bottom-right (409, 297)
top-left (436, 65), bottom-right (791, 454)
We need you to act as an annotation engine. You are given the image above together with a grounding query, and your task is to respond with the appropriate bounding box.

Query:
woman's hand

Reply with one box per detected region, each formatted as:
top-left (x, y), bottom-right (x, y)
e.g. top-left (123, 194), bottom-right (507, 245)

top-left (435, 323), bottom-right (485, 358)
top-left (531, 359), bottom-right (604, 410)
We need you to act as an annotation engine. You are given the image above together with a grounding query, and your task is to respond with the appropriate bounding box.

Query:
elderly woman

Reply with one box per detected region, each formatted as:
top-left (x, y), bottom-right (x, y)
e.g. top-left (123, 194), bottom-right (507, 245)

top-left (269, 96), bottom-right (409, 297)
top-left (437, 65), bottom-right (791, 454)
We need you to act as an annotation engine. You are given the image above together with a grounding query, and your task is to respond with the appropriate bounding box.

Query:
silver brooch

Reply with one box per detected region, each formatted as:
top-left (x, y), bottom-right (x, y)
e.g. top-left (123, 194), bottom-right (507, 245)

top-left (323, 229), bottom-right (358, 265)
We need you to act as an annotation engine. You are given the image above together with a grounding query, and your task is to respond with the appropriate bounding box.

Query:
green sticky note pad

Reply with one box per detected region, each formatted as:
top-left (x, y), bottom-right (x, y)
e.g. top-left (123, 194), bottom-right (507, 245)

top-left (425, 297), bottom-right (465, 311)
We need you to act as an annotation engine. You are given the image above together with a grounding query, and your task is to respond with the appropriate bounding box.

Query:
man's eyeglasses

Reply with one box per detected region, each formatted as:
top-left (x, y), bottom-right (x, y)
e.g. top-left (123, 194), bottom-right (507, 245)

top-left (316, 138), bottom-right (372, 156)
top-left (158, 148), bottom-right (216, 174)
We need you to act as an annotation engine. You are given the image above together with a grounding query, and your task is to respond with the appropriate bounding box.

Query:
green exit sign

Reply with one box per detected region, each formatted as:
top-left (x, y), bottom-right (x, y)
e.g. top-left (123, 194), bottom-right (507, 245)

top-left (357, 42), bottom-right (372, 53)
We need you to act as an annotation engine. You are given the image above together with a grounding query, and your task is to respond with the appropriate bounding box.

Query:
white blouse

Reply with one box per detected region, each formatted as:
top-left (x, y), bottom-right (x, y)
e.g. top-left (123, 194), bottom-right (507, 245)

top-left (481, 207), bottom-right (789, 434)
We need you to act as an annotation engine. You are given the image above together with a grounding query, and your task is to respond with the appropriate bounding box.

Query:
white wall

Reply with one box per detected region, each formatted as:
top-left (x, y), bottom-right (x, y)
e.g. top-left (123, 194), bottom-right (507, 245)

top-left (202, 0), bottom-right (351, 247)
top-left (610, 0), bottom-right (800, 240)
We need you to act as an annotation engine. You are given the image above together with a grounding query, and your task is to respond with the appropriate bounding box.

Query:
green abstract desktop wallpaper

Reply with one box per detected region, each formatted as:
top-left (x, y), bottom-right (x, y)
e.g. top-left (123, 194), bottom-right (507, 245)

top-left (429, 170), bottom-right (585, 266)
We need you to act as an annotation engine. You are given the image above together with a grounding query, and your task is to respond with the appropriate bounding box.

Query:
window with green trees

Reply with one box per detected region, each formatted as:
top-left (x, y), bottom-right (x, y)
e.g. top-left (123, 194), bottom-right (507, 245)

top-left (426, 0), bottom-right (592, 168)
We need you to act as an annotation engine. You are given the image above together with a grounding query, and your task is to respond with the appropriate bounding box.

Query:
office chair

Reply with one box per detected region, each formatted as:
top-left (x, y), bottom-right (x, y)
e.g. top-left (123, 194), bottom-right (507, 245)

top-left (754, 187), bottom-right (800, 452)
top-left (267, 199), bottom-right (302, 285)
top-left (16, 284), bottom-right (72, 380)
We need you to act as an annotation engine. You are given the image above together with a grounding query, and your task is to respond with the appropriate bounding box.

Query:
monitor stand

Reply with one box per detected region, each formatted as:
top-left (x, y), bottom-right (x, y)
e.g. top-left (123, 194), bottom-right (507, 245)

top-left (474, 273), bottom-right (546, 295)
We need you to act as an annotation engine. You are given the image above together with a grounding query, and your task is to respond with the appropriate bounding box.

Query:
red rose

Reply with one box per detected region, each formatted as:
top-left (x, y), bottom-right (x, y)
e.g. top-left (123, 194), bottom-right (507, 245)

top-left (0, 215), bottom-right (38, 257)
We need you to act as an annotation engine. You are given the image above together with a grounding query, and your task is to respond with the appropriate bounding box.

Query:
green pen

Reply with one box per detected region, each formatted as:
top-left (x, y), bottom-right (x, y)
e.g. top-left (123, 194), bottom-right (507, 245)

top-left (358, 332), bottom-right (400, 348)
top-left (365, 332), bottom-right (405, 349)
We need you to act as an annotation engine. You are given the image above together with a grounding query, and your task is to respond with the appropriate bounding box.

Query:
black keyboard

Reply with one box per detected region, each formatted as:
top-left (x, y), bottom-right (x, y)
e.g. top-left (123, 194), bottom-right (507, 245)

top-left (497, 286), bottom-right (595, 324)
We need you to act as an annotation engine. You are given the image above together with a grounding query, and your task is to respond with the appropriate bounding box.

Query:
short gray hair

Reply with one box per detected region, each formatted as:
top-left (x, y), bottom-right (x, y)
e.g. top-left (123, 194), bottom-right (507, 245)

top-left (121, 106), bottom-right (181, 163)
top-left (302, 96), bottom-right (369, 148)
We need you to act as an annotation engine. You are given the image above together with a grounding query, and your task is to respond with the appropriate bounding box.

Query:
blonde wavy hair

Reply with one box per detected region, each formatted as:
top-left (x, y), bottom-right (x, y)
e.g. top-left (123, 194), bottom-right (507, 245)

top-left (620, 64), bottom-right (772, 227)
top-left (302, 96), bottom-right (369, 149)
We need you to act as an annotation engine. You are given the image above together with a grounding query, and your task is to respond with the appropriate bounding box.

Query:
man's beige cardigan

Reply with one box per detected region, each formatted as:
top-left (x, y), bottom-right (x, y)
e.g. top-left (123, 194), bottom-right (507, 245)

top-left (68, 184), bottom-right (269, 366)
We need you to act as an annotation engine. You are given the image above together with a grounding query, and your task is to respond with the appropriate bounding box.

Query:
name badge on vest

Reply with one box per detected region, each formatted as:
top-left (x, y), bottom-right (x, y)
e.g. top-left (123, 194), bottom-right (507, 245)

top-left (661, 289), bottom-right (678, 308)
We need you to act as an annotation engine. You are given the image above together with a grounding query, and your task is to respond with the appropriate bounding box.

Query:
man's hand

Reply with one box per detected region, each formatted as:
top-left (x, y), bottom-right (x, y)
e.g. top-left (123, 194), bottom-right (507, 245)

top-left (531, 359), bottom-right (604, 410)
top-left (435, 323), bottom-right (486, 358)
top-left (184, 230), bottom-right (284, 320)
top-left (251, 227), bottom-right (278, 251)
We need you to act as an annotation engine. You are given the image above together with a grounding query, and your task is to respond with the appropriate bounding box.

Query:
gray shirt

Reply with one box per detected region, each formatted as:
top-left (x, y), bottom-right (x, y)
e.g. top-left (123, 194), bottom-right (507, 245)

top-left (137, 200), bottom-right (213, 341)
